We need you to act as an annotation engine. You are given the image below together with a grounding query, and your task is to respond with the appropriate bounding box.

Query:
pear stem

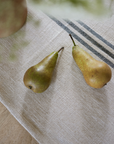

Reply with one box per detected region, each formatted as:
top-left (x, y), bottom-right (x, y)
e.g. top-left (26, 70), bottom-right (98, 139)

top-left (69, 34), bottom-right (76, 46)
top-left (58, 47), bottom-right (64, 53)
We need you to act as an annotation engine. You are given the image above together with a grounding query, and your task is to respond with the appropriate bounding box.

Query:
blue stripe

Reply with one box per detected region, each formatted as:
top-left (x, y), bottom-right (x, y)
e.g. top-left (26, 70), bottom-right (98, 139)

top-left (77, 20), bottom-right (114, 50)
top-left (65, 20), bottom-right (114, 59)
top-left (50, 17), bottom-right (114, 68)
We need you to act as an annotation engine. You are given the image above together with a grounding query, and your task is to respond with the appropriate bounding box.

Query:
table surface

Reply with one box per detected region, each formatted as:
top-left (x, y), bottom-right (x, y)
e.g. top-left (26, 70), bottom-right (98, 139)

top-left (0, 102), bottom-right (39, 144)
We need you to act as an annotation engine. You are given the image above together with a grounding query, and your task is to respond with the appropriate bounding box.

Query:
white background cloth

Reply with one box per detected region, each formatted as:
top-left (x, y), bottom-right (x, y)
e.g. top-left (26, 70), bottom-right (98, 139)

top-left (0, 8), bottom-right (114, 144)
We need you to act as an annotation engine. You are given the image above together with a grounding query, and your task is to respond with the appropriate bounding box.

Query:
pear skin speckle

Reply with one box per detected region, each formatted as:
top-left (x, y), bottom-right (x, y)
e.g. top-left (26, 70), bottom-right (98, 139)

top-left (23, 47), bottom-right (64, 93)
top-left (70, 34), bottom-right (112, 88)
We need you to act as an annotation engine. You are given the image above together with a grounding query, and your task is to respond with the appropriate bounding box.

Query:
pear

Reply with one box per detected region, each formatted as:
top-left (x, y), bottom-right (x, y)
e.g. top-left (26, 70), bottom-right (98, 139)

top-left (23, 47), bottom-right (64, 93)
top-left (69, 34), bottom-right (112, 88)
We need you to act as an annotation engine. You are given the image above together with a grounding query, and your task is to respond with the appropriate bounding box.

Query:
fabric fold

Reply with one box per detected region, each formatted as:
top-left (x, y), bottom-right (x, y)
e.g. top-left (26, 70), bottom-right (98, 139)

top-left (0, 8), bottom-right (114, 144)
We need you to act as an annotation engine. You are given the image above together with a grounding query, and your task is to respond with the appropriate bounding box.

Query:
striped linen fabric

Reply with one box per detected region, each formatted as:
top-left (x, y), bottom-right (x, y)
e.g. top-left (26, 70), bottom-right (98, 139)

top-left (0, 9), bottom-right (114, 144)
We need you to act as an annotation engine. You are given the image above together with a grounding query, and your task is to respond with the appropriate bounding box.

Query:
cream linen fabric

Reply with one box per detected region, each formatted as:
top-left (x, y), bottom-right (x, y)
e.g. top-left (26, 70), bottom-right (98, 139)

top-left (0, 9), bottom-right (114, 144)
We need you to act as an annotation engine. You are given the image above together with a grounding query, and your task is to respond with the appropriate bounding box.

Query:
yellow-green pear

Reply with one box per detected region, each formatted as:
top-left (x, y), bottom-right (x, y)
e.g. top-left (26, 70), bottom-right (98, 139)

top-left (69, 34), bottom-right (112, 88)
top-left (23, 47), bottom-right (64, 93)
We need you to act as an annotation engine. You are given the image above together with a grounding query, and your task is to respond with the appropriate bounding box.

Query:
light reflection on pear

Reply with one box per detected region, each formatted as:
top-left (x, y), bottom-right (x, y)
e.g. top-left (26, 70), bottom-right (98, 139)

top-left (23, 47), bottom-right (64, 93)
top-left (69, 34), bottom-right (112, 88)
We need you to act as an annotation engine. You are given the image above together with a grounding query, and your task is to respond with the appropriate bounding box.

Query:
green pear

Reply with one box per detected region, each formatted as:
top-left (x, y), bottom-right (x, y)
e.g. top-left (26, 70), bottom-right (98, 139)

top-left (69, 34), bottom-right (112, 88)
top-left (23, 47), bottom-right (64, 93)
